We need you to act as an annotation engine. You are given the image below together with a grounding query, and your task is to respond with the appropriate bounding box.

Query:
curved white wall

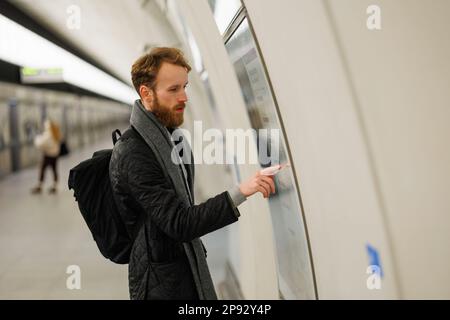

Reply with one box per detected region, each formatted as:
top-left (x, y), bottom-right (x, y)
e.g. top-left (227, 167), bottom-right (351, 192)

top-left (325, 0), bottom-right (450, 299)
top-left (242, 0), bottom-right (450, 298)
top-left (243, 0), bottom-right (398, 299)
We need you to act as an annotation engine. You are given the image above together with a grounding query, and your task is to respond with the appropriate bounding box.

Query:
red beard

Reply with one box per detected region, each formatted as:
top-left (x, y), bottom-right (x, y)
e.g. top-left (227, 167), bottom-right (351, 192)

top-left (151, 96), bottom-right (185, 128)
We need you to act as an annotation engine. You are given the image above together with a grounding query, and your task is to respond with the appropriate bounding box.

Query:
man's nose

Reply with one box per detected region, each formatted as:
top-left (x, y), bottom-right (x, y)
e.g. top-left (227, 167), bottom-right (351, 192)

top-left (178, 89), bottom-right (188, 103)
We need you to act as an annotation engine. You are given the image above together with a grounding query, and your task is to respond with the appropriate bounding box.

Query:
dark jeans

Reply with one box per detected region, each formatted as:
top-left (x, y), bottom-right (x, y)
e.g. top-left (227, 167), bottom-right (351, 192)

top-left (39, 155), bottom-right (58, 183)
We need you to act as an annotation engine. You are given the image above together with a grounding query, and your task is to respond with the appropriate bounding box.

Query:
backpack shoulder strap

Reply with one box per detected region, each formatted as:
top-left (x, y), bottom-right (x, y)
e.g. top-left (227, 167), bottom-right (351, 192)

top-left (112, 129), bottom-right (122, 145)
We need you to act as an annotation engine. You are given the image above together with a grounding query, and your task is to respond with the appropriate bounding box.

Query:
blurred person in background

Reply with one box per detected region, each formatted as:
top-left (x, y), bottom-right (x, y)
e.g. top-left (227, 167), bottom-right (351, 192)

top-left (31, 119), bottom-right (61, 194)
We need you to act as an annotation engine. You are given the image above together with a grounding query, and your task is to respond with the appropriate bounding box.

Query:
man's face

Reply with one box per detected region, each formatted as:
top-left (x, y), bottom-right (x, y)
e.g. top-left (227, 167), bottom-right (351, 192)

top-left (141, 62), bottom-right (189, 128)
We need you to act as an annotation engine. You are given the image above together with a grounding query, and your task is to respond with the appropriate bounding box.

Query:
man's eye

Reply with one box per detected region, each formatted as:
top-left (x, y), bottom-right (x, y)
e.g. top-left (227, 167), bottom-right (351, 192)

top-left (169, 88), bottom-right (177, 92)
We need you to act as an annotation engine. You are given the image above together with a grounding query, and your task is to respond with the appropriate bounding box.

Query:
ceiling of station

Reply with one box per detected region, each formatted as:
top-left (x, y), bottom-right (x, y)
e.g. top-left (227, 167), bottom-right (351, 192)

top-left (9, 0), bottom-right (181, 86)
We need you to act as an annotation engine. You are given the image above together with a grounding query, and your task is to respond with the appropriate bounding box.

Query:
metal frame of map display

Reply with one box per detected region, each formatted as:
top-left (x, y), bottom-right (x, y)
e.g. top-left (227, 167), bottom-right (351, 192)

top-left (224, 13), bottom-right (317, 299)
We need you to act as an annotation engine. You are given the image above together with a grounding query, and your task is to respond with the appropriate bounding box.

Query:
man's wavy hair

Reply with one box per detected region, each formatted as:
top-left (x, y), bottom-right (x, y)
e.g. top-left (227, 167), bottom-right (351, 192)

top-left (131, 47), bottom-right (191, 97)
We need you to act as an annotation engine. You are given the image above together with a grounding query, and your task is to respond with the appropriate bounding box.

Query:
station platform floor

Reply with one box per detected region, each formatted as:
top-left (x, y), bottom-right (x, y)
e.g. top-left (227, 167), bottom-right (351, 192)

top-left (0, 139), bottom-right (229, 299)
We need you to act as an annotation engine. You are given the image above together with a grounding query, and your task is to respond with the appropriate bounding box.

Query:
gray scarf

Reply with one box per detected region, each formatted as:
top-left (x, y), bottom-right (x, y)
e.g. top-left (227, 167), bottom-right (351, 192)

top-left (130, 99), bottom-right (217, 300)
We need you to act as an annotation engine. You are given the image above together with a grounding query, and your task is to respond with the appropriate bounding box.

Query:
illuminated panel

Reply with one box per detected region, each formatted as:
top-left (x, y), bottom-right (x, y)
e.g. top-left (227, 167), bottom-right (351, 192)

top-left (225, 18), bottom-right (316, 299)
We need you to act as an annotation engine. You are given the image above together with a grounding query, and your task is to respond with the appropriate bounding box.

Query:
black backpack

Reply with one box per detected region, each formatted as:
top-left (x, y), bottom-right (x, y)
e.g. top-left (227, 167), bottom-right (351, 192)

top-left (68, 129), bottom-right (136, 264)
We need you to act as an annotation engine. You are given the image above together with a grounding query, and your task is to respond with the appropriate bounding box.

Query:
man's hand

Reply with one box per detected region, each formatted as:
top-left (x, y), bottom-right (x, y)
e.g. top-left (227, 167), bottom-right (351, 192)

top-left (239, 171), bottom-right (276, 199)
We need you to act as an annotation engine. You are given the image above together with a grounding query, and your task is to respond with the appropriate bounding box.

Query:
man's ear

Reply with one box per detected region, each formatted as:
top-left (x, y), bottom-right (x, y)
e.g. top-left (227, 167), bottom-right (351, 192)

top-left (140, 85), bottom-right (154, 102)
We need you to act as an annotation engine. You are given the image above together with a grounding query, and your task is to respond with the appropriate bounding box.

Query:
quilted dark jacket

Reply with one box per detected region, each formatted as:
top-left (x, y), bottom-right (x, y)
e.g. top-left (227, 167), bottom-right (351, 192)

top-left (109, 127), bottom-right (239, 300)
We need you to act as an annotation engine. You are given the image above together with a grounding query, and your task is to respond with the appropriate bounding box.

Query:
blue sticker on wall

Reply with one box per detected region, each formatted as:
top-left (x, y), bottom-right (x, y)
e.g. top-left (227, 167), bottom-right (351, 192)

top-left (366, 243), bottom-right (383, 278)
